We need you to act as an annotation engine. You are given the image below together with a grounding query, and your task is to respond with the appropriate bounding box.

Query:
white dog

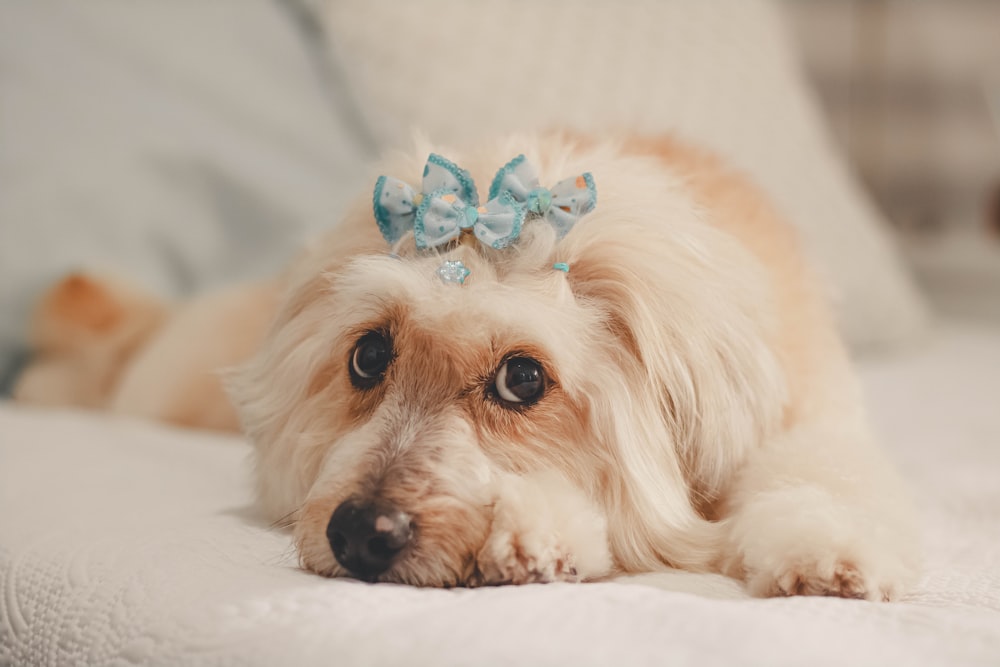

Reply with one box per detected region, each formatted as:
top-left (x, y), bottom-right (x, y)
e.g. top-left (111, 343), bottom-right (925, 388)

top-left (16, 133), bottom-right (918, 598)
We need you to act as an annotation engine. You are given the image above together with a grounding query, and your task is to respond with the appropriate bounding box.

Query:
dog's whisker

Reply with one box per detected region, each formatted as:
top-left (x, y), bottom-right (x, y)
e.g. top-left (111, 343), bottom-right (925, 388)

top-left (268, 507), bottom-right (301, 531)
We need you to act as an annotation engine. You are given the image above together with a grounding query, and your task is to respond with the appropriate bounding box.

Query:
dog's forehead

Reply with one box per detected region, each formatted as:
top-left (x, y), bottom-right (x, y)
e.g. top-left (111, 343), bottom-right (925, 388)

top-left (415, 262), bottom-right (576, 343)
top-left (335, 253), bottom-right (592, 361)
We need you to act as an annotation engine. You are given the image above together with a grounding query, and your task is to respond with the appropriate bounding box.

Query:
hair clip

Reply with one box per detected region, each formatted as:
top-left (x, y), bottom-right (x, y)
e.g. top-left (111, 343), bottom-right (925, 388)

top-left (373, 154), bottom-right (597, 251)
top-left (489, 155), bottom-right (596, 239)
top-left (415, 190), bottom-right (525, 251)
top-left (374, 154), bottom-right (525, 250)
top-left (552, 262), bottom-right (570, 273)
top-left (437, 260), bottom-right (471, 286)
top-left (373, 154), bottom-right (478, 247)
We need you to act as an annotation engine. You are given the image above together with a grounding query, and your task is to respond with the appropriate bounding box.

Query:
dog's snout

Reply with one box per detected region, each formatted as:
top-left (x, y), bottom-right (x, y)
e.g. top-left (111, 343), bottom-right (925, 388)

top-left (326, 499), bottom-right (412, 580)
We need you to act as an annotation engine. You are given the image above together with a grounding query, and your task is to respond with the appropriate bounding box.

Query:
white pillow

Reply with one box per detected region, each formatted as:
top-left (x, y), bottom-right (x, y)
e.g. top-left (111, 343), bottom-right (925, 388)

top-left (317, 0), bottom-right (927, 352)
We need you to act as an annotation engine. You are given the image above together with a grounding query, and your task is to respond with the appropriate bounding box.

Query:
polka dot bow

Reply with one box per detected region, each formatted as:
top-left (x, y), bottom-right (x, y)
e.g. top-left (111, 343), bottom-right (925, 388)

top-left (373, 154), bottom-right (597, 250)
top-left (487, 154), bottom-right (597, 239)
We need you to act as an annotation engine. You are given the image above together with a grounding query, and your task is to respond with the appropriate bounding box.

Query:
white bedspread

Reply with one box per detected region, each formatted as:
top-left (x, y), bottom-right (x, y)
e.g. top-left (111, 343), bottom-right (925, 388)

top-left (2, 322), bottom-right (999, 666)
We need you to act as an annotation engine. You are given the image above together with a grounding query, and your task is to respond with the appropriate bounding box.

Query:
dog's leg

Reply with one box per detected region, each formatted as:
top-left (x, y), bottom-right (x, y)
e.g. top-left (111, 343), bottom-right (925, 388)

top-left (474, 471), bottom-right (614, 585)
top-left (721, 419), bottom-right (919, 601)
top-left (110, 282), bottom-right (279, 432)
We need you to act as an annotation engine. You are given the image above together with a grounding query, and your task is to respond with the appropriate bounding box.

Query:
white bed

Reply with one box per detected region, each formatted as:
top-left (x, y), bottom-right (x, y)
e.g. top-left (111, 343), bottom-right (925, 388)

top-left (2, 320), bottom-right (998, 667)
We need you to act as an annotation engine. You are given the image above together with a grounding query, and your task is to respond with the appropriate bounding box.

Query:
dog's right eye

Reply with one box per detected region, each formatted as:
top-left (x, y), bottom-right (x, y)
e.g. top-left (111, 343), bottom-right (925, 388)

top-left (350, 331), bottom-right (392, 388)
top-left (492, 356), bottom-right (545, 407)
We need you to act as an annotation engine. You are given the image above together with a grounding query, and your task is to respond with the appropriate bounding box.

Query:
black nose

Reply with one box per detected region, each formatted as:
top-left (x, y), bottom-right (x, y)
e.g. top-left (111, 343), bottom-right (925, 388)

top-left (326, 499), bottom-right (412, 580)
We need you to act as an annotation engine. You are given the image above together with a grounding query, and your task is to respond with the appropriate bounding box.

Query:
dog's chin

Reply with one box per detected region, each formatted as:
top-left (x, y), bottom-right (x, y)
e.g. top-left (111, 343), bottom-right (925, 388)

top-left (302, 546), bottom-right (480, 588)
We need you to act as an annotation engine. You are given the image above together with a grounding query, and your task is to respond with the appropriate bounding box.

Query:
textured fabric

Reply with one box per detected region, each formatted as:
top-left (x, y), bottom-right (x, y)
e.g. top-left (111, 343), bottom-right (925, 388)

top-left (317, 0), bottom-right (928, 352)
top-left (2, 321), bottom-right (999, 666)
top-left (0, 1), bottom-right (376, 390)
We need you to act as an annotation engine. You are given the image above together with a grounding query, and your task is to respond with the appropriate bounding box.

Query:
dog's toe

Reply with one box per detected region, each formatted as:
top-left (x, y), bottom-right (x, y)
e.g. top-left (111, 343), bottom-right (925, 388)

top-left (773, 561), bottom-right (866, 598)
top-left (751, 558), bottom-right (898, 601)
top-left (475, 529), bottom-right (579, 586)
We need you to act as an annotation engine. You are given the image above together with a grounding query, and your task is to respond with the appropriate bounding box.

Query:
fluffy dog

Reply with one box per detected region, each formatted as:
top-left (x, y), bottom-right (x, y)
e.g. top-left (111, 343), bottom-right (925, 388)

top-left (17, 133), bottom-right (918, 598)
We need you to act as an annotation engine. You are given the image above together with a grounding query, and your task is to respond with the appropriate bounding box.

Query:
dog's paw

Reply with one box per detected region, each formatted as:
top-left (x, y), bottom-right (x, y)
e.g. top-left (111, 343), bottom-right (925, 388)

top-left (747, 557), bottom-right (890, 601)
top-left (726, 487), bottom-right (917, 602)
top-left (471, 471), bottom-right (612, 586)
top-left (474, 526), bottom-right (579, 585)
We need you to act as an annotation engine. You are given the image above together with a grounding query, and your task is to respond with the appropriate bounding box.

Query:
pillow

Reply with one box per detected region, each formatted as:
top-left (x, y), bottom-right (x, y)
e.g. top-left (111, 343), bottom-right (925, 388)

top-left (316, 0), bottom-right (928, 353)
top-left (0, 0), bottom-right (376, 391)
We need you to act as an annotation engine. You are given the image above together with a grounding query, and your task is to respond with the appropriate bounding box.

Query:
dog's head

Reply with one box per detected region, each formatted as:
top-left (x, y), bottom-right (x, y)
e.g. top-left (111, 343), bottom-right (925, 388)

top-left (229, 135), bottom-right (786, 585)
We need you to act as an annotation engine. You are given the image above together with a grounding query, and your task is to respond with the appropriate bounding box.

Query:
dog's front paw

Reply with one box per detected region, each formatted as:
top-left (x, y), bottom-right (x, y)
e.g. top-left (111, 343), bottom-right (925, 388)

top-left (475, 525), bottom-right (579, 585)
top-left (747, 556), bottom-right (885, 601)
top-left (726, 487), bottom-right (918, 602)
top-left (471, 471), bottom-right (612, 586)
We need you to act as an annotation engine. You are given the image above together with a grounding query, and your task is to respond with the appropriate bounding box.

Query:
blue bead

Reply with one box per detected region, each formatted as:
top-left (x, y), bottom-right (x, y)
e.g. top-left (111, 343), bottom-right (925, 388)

top-left (437, 260), bottom-right (470, 286)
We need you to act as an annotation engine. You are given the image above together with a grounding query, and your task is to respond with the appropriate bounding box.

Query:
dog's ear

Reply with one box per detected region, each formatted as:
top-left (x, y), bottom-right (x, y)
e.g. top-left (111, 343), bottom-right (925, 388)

top-left (568, 222), bottom-right (788, 490)
top-left (563, 218), bottom-right (786, 570)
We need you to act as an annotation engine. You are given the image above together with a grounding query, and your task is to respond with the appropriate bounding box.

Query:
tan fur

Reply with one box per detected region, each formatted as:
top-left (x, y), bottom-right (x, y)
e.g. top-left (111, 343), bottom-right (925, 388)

top-left (16, 133), bottom-right (918, 600)
top-left (15, 275), bottom-right (277, 432)
top-left (44, 272), bottom-right (127, 336)
top-left (109, 281), bottom-right (280, 431)
top-left (15, 272), bottom-right (168, 408)
top-left (624, 136), bottom-right (853, 428)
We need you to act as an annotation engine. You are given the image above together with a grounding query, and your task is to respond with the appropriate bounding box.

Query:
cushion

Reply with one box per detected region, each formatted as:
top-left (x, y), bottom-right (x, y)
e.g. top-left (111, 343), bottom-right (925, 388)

top-left (316, 0), bottom-right (928, 352)
top-left (0, 0), bottom-right (376, 391)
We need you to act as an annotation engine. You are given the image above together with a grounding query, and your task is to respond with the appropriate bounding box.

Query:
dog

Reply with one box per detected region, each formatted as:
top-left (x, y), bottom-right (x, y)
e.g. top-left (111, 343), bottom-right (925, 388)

top-left (15, 132), bottom-right (919, 598)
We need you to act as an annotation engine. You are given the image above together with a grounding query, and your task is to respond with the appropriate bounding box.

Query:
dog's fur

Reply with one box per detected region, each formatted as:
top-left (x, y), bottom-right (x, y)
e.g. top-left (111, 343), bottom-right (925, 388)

top-left (16, 133), bottom-right (918, 598)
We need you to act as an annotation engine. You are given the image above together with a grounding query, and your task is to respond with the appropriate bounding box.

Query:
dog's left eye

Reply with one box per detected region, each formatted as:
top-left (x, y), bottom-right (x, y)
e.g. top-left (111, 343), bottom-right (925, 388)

top-left (350, 331), bottom-right (392, 388)
top-left (493, 357), bottom-right (545, 406)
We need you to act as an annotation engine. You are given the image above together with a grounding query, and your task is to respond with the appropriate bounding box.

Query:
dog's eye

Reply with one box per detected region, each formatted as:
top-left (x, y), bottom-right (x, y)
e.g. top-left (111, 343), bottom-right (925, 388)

top-left (350, 331), bottom-right (392, 388)
top-left (493, 357), bottom-right (545, 406)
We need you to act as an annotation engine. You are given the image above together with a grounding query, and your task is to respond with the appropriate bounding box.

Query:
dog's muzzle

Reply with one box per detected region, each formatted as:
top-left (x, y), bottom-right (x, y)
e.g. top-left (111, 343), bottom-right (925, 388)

top-left (326, 498), bottom-right (412, 580)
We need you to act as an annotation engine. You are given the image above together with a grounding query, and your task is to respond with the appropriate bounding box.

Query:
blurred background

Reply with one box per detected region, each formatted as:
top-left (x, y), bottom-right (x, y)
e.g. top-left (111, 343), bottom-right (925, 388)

top-left (1, 0), bottom-right (998, 395)
top-left (784, 0), bottom-right (1000, 322)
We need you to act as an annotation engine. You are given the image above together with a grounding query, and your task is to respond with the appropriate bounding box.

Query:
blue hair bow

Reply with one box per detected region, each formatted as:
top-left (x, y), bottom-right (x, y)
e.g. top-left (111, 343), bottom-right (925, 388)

top-left (373, 153), bottom-right (478, 247)
top-left (373, 153), bottom-right (524, 250)
top-left (413, 190), bottom-right (525, 250)
top-left (488, 154), bottom-right (596, 239)
top-left (373, 153), bottom-right (596, 250)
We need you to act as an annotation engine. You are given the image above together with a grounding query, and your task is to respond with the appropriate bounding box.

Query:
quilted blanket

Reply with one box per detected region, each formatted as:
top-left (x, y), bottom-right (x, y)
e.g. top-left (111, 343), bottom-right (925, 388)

top-left (2, 322), bottom-right (999, 666)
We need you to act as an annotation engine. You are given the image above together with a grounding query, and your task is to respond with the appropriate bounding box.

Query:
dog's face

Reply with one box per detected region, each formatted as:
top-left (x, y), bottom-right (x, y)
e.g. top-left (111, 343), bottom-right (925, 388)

top-left (280, 249), bottom-right (618, 585)
top-left (231, 136), bottom-right (786, 586)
